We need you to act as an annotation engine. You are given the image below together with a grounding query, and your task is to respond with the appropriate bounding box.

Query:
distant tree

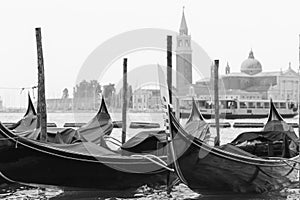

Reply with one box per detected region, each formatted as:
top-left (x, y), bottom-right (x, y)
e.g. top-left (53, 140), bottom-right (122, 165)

top-left (73, 80), bottom-right (101, 110)
top-left (103, 83), bottom-right (115, 98)
top-left (62, 88), bottom-right (69, 99)
top-left (103, 83), bottom-right (115, 107)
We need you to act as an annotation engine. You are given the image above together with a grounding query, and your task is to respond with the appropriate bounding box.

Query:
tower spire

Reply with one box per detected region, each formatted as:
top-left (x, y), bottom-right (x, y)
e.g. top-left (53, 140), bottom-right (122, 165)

top-left (249, 49), bottom-right (254, 59)
top-left (179, 6), bottom-right (188, 35)
top-left (225, 62), bottom-right (230, 74)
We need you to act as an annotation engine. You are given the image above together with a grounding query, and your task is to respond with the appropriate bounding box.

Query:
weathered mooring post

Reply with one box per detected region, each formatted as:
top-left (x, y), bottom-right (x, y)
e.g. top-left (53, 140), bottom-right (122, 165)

top-left (166, 35), bottom-right (173, 195)
top-left (35, 27), bottom-right (47, 142)
top-left (214, 60), bottom-right (220, 146)
top-left (122, 58), bottom-right (128, 144)
top-left (167, 35), bottom-right (172, 104)
top-left (298, 34), bottom-right (300, 186)
top-left (298, 35), bottom-right (300, 139)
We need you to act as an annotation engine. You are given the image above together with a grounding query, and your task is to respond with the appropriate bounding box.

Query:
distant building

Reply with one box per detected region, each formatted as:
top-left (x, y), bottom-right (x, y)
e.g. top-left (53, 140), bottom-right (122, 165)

top-left (46, 98), bottom-right (73, 111)
top-left (194, 50), bottom-right (300, 102)
top-left (115, 85), bottom-right (133, 109)
top-left (173, 9), bottom-right (299, 103)
top-left (132, 88), bottom-right (161, 111)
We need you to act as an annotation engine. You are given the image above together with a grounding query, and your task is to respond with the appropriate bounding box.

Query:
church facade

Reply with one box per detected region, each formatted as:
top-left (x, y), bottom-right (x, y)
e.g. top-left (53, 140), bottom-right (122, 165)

top-left (194, 50), bottom-right (300, 102)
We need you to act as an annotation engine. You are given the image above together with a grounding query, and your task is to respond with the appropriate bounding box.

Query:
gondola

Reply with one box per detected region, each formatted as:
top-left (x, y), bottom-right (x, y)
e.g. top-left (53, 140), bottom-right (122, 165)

top-left (0, 94), bottom-right (213, 191)
top-left (166, 99), bottom-right (299, 193)
top-left (0, 119), bottom-right (171, 190)
top-left (6, 94), bottom-right (113, 145)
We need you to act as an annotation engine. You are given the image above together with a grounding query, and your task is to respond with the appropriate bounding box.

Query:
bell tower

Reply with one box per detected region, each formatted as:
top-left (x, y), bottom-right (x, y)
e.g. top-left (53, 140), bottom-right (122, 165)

top-left (176, 7), bottom-right (192, 96)
top-left (225, 62), bottom-right (230, 74)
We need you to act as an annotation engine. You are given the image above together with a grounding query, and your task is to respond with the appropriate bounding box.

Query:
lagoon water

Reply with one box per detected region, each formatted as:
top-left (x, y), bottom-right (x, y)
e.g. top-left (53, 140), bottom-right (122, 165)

top-left (0, 112), bottom-right (299, 199)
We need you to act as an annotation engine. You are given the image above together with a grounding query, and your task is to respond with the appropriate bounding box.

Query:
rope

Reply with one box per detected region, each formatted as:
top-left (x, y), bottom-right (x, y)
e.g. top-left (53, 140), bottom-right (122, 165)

top-left (0, 86), bottom-right (37, 90)
top-left (0, 137), bottom-right (19, 141)
top-left (282, 160), bottom-right (300, 171)
top-left (190, 137), bottom-right (294, 167)
top-left (141, 154), bottom-right (168, 166)
top-left (256, 166), bottom-right (277, 178)
top-left (103, 136), bottom-right (122, 145)
top-left (0, 86), bottom-right (37, 96)
top-left (0, 130), bottom-right (167, 165)
top-left (284, 163), bottom-right (297, 176)
top-left (131, 154), bottom-right (173, 172)
top-left (268, 157), bottom-right (300, 165)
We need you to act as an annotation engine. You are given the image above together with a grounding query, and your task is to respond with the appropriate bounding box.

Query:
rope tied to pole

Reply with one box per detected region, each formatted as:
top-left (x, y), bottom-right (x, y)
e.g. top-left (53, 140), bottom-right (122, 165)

top-left (131, 154), bottom-right (173, 172)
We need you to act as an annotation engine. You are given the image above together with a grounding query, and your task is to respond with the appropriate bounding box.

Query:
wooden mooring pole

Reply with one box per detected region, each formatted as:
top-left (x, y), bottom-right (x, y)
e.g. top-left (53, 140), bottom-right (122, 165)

top-left (166, 35), bottom-right (173, 195)
top-left (35, 27), bottom-right (47, 142)
top-left (298, 34), bottom-right (300, 139)
top-left (214, 60), bottom-right (220, 146)
top-left (298, 34), bottom-right (300, 186)
top-left (122, 58), bottom-right (128, 144)
top-left (167, 35), bottom-right (172, 105)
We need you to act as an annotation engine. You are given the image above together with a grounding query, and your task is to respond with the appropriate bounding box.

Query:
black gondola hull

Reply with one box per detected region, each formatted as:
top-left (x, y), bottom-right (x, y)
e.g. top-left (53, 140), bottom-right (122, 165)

top-left (0, 124), bottom-right (167, 190)
top-left (174, 140), bottom-right (298, 193)
top-left (169, 109), bottom-right (299, 193)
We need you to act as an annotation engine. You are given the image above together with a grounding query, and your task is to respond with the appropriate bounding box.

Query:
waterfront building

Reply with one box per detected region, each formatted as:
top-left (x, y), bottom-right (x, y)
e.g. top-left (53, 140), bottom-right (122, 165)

top-left (194, 50), bottom-right (300, 102)
top-left (46, 98), bottom-right (73, 111)
top-left (132, 88), bottom-right (161, 111)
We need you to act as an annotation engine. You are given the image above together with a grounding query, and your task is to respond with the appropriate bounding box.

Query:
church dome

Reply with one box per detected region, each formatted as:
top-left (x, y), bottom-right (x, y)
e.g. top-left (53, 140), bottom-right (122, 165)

top-left (240, 50), bottom-right (262, 75)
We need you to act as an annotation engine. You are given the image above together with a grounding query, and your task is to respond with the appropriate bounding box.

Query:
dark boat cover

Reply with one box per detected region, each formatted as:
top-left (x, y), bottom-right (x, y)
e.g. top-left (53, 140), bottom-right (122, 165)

top-left (76, 97), bottom-right (113, 144)
top-left (120, 99), bottom-right (212, 154)
top-left (231, 99), bottom-right (299, 157)
top-left (120, 130), bottom-right (166, 154)
top-left (231, 130), bottom-right (299, 145)
top-left (232, 99), bottom-right (298, 144)
top-left (11, 96), bottom-right (113, 145)
top-left (10, 94), bottom-right (37, 132)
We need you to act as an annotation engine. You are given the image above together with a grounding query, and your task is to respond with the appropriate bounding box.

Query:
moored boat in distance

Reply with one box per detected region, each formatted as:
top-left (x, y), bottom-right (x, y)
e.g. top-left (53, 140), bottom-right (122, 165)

top-left (179, 98), bottom-right (298, 119)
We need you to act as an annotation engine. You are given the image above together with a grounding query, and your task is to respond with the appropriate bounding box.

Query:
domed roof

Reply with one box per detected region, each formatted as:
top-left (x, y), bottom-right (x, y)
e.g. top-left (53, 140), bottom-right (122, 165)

top-left (240, 50), bottom-right (262, 75)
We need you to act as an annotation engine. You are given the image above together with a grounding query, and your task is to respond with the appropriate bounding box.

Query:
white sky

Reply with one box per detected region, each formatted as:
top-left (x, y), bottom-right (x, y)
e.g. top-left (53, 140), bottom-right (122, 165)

top-left (1, 0), bottom-right (300, 107)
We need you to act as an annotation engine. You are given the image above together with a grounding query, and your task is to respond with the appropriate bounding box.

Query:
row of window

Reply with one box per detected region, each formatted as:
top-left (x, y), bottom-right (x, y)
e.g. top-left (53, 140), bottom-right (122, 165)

top-left (239, 102), bottom-right (289, 109)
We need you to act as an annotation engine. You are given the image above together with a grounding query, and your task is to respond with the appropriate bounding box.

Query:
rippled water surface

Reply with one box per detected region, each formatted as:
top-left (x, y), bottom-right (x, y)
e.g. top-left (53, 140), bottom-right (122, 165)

top-left (0, 112), bottom-right (299, 199)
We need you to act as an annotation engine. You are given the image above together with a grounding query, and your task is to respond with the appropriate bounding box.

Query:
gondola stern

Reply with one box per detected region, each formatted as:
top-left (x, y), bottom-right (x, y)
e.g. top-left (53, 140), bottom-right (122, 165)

top-left (24, 93), bottom-right (37, 117)
top-left (267, 98), bottom-right (284, 122)
top-left (186, 98), bottom-right (205, 125)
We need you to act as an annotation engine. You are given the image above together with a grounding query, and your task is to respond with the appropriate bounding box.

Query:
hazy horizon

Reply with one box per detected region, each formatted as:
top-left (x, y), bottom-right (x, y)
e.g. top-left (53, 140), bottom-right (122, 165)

top-left (1, 0), bottom-right (300, 108)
